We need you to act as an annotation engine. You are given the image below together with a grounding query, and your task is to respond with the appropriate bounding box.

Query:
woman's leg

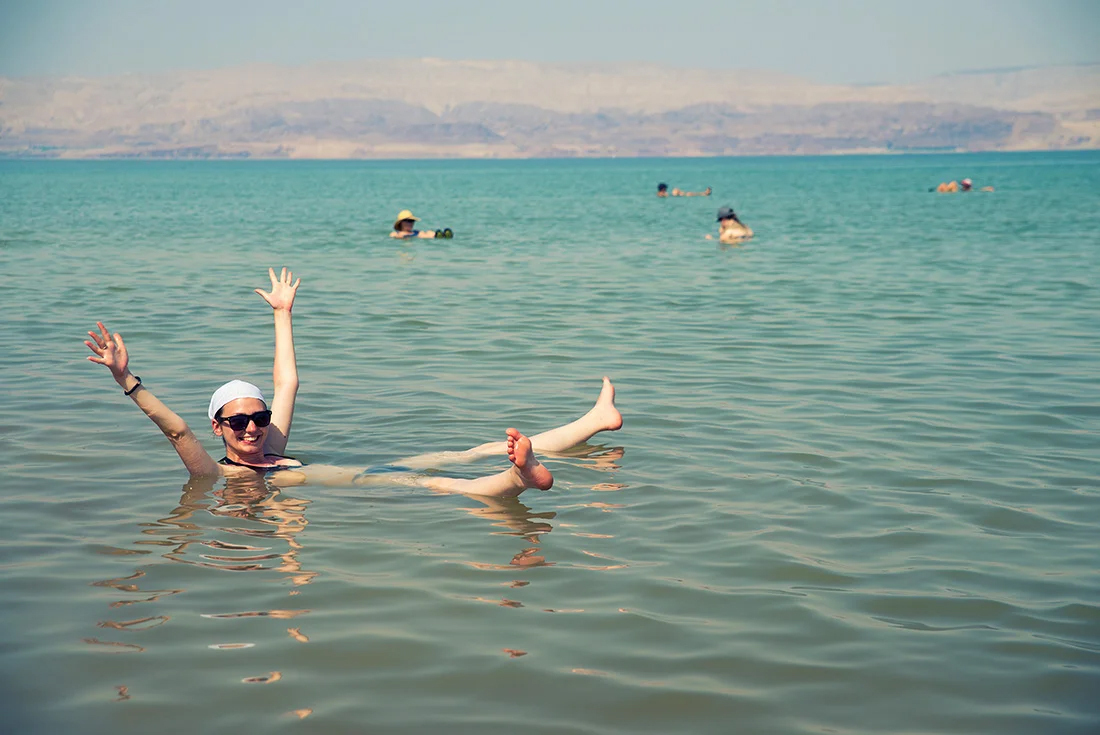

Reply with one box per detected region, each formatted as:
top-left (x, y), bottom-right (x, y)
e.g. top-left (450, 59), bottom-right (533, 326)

top-left (396, 377), bottom-right (622, 469)
top-left (295, 431), bottom-right (551, 498)
top-left (528, 376), bottom-right (622, 452)
top-left (410, 429), bottom-right (553, 498)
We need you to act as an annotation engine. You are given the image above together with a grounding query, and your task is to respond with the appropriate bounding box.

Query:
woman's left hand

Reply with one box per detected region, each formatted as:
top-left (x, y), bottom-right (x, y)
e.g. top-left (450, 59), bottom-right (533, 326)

top-left (85, 321), bottom-right (131, 382)
top-left (255, 267), bottom-right (301, 312)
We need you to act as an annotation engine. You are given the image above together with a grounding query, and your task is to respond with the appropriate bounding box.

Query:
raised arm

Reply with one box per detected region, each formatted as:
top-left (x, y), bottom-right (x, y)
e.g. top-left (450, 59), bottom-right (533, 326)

top-left (85, 322), bottom-right (220, 477)
top-left (254, 267), bottom-right (300, 455)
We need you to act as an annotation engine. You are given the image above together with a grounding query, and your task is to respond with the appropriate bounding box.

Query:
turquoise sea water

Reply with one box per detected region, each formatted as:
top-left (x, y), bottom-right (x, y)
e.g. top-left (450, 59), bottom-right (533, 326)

top-left (1, 153), bottom-right (1099, 734)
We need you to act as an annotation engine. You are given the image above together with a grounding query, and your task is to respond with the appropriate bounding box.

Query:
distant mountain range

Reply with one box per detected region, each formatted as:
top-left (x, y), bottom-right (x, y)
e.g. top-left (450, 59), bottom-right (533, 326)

top-left (1, 59), bottom-right (1097, 158)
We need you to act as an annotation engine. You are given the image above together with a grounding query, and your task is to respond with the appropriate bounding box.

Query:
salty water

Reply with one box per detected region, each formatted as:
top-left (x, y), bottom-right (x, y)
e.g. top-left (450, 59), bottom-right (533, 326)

top-left (1, 153), bottom-right (1098, 734)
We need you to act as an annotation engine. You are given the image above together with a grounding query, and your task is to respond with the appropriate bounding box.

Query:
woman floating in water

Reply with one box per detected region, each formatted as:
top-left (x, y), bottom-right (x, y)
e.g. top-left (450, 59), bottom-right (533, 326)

top-left (84, 268), bottom-right (621, 498)
top-left (706, 205), bottom-right (754, 243)
top-left (390, 209), bottom-right (453, 239)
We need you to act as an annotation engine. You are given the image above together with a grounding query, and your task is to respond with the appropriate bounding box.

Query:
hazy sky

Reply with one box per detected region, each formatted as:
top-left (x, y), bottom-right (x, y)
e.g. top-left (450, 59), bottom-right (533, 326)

top-left (1, 0), bottom-right (1097, 84)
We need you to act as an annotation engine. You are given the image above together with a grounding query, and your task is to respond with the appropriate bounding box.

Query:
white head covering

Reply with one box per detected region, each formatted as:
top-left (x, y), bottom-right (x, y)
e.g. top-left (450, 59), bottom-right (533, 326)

top-left (208, 380), bottom-right (266, 421)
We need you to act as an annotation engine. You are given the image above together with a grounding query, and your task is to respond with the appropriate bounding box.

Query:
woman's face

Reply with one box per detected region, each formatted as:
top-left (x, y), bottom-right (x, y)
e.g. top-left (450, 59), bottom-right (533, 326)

top-left (398, 219), bottom-right (415, 232)
top-left (212, 397), bottom-right (269, 456)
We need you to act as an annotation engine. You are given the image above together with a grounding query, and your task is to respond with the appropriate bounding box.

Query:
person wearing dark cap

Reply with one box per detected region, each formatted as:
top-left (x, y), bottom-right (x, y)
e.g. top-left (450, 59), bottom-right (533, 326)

top-left (960, 178), bottom-right (995, 192)
top-left (933, 178), bottom-right (993, 193)
top-left (706, 205), bottom-right (753, 243)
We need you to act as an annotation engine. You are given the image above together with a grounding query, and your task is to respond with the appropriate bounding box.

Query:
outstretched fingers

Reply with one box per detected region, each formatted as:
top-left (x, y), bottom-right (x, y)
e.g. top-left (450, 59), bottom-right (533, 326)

top-left (255, 267), bottom-right (276, 302)
top-left (87, 322), bottom-right (109, 349)
top-left (84, 340), bottom-right (107, 364)
top-left (85, 321), bottom-right (112, 356)
top-left (255, 267), bottom-right (301, 309)
top-left (282, 267), bottom-right (301, 292)
top-left (84, 322), bottom-right (126, 372)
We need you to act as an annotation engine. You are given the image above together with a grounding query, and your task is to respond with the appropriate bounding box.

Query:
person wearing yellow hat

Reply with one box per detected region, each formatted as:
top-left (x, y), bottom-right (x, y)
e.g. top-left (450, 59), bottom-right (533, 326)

top-left (390, 210), bottom-right (453, 239)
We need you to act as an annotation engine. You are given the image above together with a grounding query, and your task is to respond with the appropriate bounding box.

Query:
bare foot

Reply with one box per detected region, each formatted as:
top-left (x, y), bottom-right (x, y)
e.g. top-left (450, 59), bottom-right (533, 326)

top-left (589, 376), bottom-right (623, 431)
top-left (507, 428), bottom-right (554, 490)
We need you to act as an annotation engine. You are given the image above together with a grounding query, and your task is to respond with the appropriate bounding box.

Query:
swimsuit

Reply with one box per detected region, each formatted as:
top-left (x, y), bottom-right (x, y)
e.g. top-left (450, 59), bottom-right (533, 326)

top-left (218, 453), bottom-right (301, 473)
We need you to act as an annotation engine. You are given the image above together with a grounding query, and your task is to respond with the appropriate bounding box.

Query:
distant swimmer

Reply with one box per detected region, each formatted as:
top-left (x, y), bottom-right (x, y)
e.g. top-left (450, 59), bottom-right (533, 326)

top-left (961, 178), bottom-right (995, 192)
top-left (933, 178), bottom-right (994, 193)
top-left (390, 209), bottom-right (454, 239)
top-left (658, 183), bottom-right (711, 197)
top-left (672, 186), bottom-right (712, 197)
top-left (84, 268), bottom-right (622, 498)
top-left (706, 205), bottom-right (753, 243)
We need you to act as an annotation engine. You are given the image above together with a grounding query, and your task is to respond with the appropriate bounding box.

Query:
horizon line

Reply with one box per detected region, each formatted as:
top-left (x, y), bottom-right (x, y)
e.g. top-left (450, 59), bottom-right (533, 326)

top-left (3, 57), bottom-right (1099, 86)
top-left (4, 149), bottom-right (1099, 163)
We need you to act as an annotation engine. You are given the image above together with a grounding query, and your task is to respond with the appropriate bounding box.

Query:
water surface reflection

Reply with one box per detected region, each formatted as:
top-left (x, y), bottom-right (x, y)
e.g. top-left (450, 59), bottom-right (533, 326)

top-left (87, 446), bottom-right (628, 647)
top-left (81, 445), bottom-right (629, 716)
top-left (89, 476), bottom-right (318, 650)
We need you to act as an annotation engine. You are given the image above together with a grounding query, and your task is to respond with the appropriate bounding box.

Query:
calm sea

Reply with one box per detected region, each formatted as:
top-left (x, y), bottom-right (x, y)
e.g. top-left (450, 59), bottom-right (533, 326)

top-left (1, 153), bottom-right (1098, 734)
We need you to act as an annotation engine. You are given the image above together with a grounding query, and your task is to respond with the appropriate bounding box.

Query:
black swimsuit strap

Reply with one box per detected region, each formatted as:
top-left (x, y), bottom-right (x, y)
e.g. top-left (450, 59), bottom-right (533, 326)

top-left (218, 453), bottom-right (297, 470)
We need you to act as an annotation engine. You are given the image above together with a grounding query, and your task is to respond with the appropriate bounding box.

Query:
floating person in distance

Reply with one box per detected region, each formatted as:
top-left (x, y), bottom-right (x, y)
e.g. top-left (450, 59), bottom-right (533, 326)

top-left (933, 178), bottom-right (994, 193)
top-left (706, 205), bottom-right (754, 244)
top-left (390, 209), bottom-right (453, 239)
top-left (960, 178), bottom-right (994, 192)
top-left (673, 186), bottom-right (712, 197)
top-left (658, 183), bottom-right (712, 197)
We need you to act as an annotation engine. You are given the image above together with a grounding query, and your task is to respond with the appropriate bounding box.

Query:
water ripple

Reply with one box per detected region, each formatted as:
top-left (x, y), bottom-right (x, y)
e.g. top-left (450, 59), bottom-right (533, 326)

top-left (2, 155), bottom-right (1099, 734)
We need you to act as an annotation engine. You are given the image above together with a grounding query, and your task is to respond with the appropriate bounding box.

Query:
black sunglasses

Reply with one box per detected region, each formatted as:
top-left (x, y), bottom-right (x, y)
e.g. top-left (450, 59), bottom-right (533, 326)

top-left (217, 410), bottom-right (272, 431)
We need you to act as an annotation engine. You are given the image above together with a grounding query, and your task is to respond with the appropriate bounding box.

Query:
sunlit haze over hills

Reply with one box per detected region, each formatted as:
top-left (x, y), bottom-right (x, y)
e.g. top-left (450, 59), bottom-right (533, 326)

top-left (1, 1), bottom-right (1097, 158)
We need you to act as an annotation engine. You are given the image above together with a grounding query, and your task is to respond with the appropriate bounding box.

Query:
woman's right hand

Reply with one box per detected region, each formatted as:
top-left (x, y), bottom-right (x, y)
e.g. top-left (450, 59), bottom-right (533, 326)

top-left (85, 321), bottom-right (131, 383)
top-left (255, 267), bottom-right (301, 313)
